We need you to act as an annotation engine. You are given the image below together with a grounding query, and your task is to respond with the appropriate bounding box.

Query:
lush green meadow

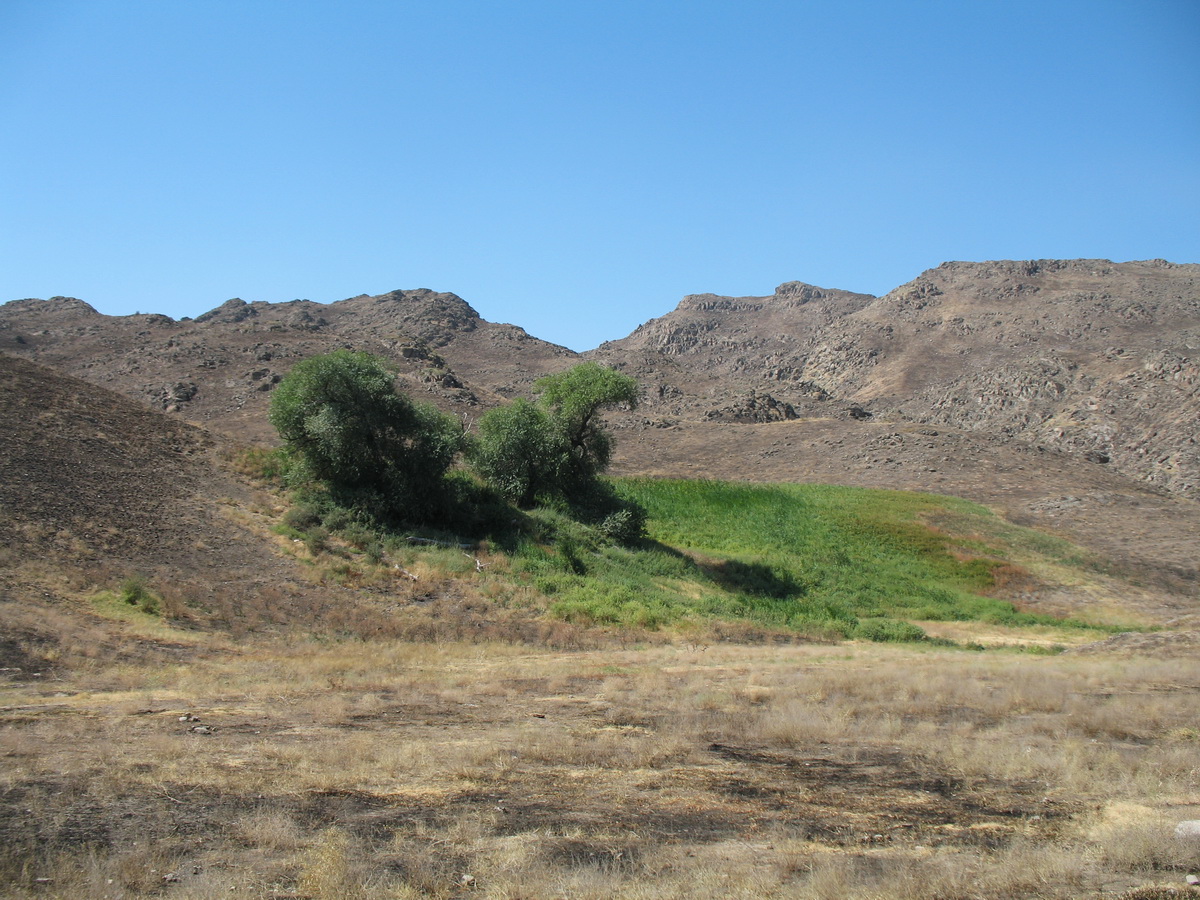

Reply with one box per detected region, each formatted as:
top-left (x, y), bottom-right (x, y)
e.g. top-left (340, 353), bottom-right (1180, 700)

top-left (514, 478), bottom-right (1113, 641)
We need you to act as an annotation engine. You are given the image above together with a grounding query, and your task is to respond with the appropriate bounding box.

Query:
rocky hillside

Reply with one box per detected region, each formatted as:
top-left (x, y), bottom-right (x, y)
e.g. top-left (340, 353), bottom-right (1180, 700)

top-left (593, 259), bottom-right (1200, 498)
top-left (0, 289), bottom-right (575, 443)
top-left (2, 259), bottom-right (1197, 500)
top-left (588, 281), bottom-right (876, 423)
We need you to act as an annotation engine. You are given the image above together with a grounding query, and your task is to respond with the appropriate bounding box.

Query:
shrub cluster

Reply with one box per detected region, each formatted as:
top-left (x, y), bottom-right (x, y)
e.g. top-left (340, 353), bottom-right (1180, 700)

top-left (119, 576), bottom-right (160, 615)
top-left (269, 352), bottom-right (644, 545)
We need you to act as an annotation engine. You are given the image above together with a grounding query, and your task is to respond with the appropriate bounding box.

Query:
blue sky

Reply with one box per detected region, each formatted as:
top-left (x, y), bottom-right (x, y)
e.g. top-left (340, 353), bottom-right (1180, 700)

top-left (2, 1), bottom-right (1197, 351)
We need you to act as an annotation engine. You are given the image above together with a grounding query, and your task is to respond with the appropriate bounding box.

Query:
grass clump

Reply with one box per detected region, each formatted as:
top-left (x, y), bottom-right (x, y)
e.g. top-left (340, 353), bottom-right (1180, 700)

top-left (118, 575), bottom-right (160, 615)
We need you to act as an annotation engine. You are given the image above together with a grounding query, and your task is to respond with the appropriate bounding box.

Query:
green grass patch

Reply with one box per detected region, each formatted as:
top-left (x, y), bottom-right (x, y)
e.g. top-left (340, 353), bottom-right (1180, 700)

top-left (504, 479), bottom-right (1127, 641)
top-left (266, 469), bottom-right (1133, 644)
top-left (90, 578), bottom-right (184, 636)
top-left (117, 575), bottom-right (160, 615)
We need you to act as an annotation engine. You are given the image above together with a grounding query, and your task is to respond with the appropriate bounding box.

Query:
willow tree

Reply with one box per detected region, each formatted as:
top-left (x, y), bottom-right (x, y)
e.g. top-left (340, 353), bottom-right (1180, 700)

top-left (472, 362), bottom-right (638, 505)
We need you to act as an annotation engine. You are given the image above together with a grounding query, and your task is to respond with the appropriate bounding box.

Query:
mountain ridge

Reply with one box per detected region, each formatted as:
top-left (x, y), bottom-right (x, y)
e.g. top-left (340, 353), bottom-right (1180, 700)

top-left (590, 258), bottom-right (1200, 498)
top-left (3, 257), bottom-right (1198, 622)
top-left (3, 257), bottom-right (1197, 499)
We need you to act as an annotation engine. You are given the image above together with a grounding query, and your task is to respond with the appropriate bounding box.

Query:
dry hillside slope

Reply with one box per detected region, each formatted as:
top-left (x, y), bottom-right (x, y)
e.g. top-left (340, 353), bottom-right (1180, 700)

top-left (0, 289), bottom-right (575, 444)
top-left (595, 259), bottom-right (1200, 499)
top-left (0, 354), bottom-right (380, 664)
top-left (0, 353), bottom-right (259, 574)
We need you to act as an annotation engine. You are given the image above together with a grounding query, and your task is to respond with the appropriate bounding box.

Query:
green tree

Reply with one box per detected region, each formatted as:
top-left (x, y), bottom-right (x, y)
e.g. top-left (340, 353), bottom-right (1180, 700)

top-left (268, 350), bottom-right (464, 520)
top-left (533, 361), bottom-right (638, 486)
top-left (472, 362), bottom-right (639, 510)
top-left (471, 398), bottom-right (564, 507)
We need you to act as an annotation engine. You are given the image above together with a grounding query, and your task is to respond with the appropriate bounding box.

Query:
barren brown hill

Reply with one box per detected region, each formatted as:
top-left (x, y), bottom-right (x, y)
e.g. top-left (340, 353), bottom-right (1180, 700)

top-left (0, 354), bottom-right (340, 652)
top-left (0, 289), bottom-right (575, 443)
top-left (588, 280), bottom-right (877, 423)
top-left (594, 259), bottom-right (1200, 499)
top-left (4, 260), bottom-right (1196, 500)
top-left (0, 353), bottom-right (262, 575)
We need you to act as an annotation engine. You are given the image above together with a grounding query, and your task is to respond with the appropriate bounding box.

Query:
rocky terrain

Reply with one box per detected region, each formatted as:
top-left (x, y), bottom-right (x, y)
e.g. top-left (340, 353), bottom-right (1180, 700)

top-left (2, 258), bottom-right (1198, 622)
top-left (0, 289), bottom-right (574, 443)
top-left (592, 259), bottom-right (1200, 500)
top-left (3, 260), bottom-right (1196, 499)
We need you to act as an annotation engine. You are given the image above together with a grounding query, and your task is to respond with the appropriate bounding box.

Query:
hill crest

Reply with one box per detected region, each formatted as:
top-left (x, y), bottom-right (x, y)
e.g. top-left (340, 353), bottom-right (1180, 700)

top-left (3, 258), bottom-right (1198, 499)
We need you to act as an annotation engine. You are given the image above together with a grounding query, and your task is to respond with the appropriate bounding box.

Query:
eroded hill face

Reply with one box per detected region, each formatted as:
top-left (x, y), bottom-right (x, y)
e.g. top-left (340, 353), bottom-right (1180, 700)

top-left (588, 281), bottom-right (877, 424)
top-left (0, 354), bottom-right (326, 648)
top-left (1, 354), bottom-right (531, 667)
top-left (592, 259), bottom-right (1200, 499)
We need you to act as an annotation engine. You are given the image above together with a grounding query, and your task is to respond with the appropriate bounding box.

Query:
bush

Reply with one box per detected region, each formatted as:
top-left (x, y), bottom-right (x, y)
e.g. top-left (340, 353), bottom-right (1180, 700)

top-left (321, 506), bottom-right (357, 532)
top-left (569, 480), bottom-right (648, 546)
top-left (119, 576), bottom-right (160, 615)
top-left (852, 618), bottom-right (928, 643)
top-left (339, 523), bottom-right (376, 551)
top-left (598, 506), bottom-right (646, 545)
top-left (303, 526), bottom-right (331, 556)
top-left (282, 503), bottom-right (322, 531)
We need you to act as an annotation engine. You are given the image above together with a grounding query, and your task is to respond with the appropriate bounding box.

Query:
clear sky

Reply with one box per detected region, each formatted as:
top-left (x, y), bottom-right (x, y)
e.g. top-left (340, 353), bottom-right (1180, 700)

top-left (2, 1), bottom-right (1197, 351)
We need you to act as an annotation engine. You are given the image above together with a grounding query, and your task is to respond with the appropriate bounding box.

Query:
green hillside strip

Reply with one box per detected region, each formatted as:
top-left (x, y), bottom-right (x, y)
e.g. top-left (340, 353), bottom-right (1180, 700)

top-left (520, 479), bottom-right (1117, 640)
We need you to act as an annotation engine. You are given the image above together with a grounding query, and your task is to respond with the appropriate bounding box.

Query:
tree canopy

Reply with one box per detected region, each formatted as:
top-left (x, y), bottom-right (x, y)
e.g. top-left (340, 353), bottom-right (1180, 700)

top-left (533, 361), bottom-right (638, 485)
top-left (471, 398), bottom-right (564, 508)
top-left (472, 362), bottom-right (638, 507)
top-left (269, 350), bottom-right (464, 520)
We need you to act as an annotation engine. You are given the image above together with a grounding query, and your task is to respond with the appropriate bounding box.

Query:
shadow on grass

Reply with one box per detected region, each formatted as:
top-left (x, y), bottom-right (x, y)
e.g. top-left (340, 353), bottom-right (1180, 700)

top-left (638, 538), bottom-right (807, 600)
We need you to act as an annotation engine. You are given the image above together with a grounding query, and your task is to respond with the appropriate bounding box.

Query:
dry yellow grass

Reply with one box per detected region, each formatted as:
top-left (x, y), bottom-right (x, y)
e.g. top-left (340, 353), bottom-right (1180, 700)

top-left (2, 635), bottom-right (1199, 898)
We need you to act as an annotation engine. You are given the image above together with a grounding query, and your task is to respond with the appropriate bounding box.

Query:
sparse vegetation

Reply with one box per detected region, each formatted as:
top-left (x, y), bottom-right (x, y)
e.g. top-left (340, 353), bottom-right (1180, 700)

top-left (118, 575), bottom-right (159, 615)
